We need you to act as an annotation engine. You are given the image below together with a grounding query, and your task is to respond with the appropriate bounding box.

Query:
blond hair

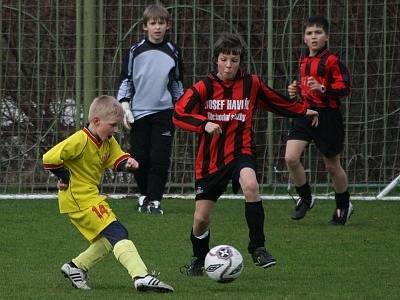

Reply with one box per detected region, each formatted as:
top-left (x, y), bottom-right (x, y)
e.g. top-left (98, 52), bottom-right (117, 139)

top-left (142, 3), bottom-right (170, 25)
top-left (88, 95), bottom-right (124, 122)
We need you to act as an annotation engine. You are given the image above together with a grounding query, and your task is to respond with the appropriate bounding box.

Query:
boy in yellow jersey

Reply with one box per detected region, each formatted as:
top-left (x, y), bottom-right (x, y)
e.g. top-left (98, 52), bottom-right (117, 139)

top-left (42, 95), bottom-right (173, 293)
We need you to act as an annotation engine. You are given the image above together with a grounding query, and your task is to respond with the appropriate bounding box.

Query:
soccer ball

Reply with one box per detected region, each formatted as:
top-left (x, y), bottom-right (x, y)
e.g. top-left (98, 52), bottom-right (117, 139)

top-left (204, 245), bottom-right (244, 283)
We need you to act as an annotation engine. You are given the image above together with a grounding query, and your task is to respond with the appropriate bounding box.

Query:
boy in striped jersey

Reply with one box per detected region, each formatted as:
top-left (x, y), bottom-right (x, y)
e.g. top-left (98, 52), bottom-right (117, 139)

top-left (173, 33), bottom-right (318, 276)
top-left (43, 95), bottom-right (173, 292)
top-left (285, 15), bottom-right (353, 225)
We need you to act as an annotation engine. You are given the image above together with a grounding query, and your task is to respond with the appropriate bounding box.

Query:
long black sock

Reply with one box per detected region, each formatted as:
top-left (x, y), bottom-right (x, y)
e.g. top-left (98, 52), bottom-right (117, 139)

top-left (335, 190), bottom-right (350, 209)
top-left (245, 201), bottom-right (265, 253)
top-left (295, 182), bottom-right (312, 201)
top-left (190, 229), bottom-right (210, 260)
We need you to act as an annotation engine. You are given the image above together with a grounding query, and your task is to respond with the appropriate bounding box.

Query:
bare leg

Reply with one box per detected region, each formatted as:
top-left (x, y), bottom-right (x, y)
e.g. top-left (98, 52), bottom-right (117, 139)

top-left (192, 199), bottom-right (214, 236)
top-left (285, 140), bottom-right (309, 186)
top-left (285, 140), bottom-right (314, 220)
top-left (323, 154), bottom-right (348, 193)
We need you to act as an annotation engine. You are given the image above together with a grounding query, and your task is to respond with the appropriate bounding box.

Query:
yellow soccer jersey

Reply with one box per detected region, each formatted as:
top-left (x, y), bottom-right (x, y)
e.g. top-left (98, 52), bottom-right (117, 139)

top-left (43, 127), bottom-right (130, 213)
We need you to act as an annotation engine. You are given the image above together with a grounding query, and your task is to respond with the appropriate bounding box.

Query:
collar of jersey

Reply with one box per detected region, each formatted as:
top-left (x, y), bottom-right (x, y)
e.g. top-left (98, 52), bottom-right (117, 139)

top-left (145, 37), bottom-right (167, 48)
top-left (83, 127), bottom-right (103, 148)
top-left (304, 45), bottom-right (329, 58)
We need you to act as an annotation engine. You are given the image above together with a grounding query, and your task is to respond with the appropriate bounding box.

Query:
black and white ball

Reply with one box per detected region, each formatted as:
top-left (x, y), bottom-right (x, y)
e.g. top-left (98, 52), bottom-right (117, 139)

top-left (204, 245), bottom-right (244, 283)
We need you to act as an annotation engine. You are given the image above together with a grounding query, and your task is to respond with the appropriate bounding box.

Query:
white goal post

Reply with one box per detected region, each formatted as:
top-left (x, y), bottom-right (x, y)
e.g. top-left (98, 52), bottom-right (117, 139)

top-left (376, 174), bottom-right (400, 199)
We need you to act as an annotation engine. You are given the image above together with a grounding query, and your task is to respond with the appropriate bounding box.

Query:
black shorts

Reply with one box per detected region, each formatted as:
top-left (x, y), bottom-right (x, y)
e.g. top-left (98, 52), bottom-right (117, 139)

top-left (287, 108), bottom-right (344, 158)
top-left (195, 155), bottom-right (256, 201)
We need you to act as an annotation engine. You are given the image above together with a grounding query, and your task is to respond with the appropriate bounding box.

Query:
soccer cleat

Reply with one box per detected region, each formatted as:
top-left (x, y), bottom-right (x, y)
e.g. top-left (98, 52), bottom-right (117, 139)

top-left (251, 247), bottom-right (276, 268)
top-left (147, 201), bottom-right (164, 215)
top-left (291, 197), bottom-right (314, 220)
top-left (137, 196), bottom-right (149, 213)
top-left (328, 202), bottom-right (354, 225)
top-left (61, 262), bottom-right (90, 290)
top-left (134, 275), bottom-right (174, 293)
top-left (180, 257), bottom-right (205, 276)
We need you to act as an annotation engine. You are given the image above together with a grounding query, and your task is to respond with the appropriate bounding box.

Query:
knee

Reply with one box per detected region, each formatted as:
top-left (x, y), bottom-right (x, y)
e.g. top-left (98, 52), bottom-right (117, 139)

top-left (325, 163), bottom-right (335, 174)
top-left (193, 213), bottom-right (210, 232)
top-left (324, 157), bottom-right (341, 175)
top-left (325, 163), bottom-right (343, 177)
top-left (241, 180), bottom-right (259, 198)
top-left (102, 221), bottom-right (129, 246)
top-left (285, 153), bottom-right (300, 168)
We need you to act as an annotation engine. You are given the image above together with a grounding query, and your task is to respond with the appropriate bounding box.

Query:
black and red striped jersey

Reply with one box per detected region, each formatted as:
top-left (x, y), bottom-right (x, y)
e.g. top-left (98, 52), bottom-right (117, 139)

top-left (298, 46), bottom-right (351, 108)
top-left (173, 70), bottom-right (308, 180)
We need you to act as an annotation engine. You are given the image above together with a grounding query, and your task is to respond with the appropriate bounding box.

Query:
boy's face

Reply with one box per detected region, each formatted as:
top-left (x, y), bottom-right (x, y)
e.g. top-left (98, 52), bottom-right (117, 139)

top-left (91, 115), bottom-right (121, 141)
top-left (143, 18), bottom-right (169, 44)
top-left (216, 53), bottom-right (241, 81)
top-left (304, 25), bottom-right (329, 55)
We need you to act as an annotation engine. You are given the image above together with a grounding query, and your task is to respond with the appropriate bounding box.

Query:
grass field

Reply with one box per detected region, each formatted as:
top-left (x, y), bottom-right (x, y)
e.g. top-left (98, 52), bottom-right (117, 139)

top-left (1, 198), bottom-right (399, 300)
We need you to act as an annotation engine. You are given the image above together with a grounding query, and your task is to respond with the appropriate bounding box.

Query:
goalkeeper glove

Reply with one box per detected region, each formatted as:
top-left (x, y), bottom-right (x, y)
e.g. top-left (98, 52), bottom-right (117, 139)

top-left (121, 101), bottom-right (134, 129)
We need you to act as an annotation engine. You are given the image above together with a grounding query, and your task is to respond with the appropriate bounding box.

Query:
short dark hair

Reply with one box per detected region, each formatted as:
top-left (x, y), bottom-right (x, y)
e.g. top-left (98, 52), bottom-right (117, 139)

top-left (142, 4), bottom-right (170, 25)
top-left (304, 15), bottom-right (330, 34)
top-left (213, 33), bottom-right (246, 63)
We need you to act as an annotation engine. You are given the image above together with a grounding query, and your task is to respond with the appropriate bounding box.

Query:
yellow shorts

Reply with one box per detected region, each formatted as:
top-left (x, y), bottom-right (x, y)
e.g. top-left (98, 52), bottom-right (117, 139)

top-left (68, 201), bottom-right (117, 243)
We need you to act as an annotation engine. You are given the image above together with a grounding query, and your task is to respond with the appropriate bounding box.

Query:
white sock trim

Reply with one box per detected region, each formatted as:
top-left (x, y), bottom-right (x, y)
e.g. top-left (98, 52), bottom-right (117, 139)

top-left (195, 230), bottom-right (209, 239)
top-left (150, 200), bottom-right (161, 207)
top-left (138, 196), bottom-right (146, 205)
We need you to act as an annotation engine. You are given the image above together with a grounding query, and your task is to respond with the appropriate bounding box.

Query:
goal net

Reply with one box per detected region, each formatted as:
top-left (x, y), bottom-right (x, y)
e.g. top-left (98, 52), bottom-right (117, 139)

top-left (0, 1), bottom-right (399, 200)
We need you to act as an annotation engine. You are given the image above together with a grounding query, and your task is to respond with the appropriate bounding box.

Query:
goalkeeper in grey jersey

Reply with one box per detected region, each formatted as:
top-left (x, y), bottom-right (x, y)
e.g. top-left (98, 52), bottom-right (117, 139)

top-left (117, 4), bottom-right (183, 214)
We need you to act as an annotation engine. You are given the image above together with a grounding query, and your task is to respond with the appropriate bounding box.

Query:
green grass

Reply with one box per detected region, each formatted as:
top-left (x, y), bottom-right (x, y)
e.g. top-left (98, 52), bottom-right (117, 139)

top-left (1, 198), bottom-right (399, 300)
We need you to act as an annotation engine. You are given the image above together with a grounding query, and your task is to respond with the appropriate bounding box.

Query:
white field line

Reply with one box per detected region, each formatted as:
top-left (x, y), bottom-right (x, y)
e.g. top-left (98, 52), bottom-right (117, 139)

top-left (0, 194), bottom-right (398, 201)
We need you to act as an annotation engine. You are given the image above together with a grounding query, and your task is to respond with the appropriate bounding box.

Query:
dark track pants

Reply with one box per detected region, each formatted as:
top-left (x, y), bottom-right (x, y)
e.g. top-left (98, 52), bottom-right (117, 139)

top-left (129, 109), bottom-right (174, 201)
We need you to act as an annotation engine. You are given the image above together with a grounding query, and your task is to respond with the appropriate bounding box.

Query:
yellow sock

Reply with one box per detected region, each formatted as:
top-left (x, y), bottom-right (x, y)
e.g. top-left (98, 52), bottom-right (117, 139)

top-left (72, 237), bottom-right (112, 271)
top-left (113, 239), bottom-right (148, 278)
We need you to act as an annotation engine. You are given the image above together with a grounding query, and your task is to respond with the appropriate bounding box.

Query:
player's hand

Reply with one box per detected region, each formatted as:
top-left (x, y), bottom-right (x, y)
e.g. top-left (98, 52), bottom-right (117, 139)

top-left (205, 122), bottom-right (222, 135)
top-left (57, 179), bottom-right (68, 190)
top-left (121, 102), bottom-right (134, 130)
top-left (307, 77), bottom-right (325, 93)
top-left (306, 109), bottom-right (319, 127)
top-left (125, 157), bottom-right (139, 170)
top-left (288, 80), bottom-right (298, 99)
